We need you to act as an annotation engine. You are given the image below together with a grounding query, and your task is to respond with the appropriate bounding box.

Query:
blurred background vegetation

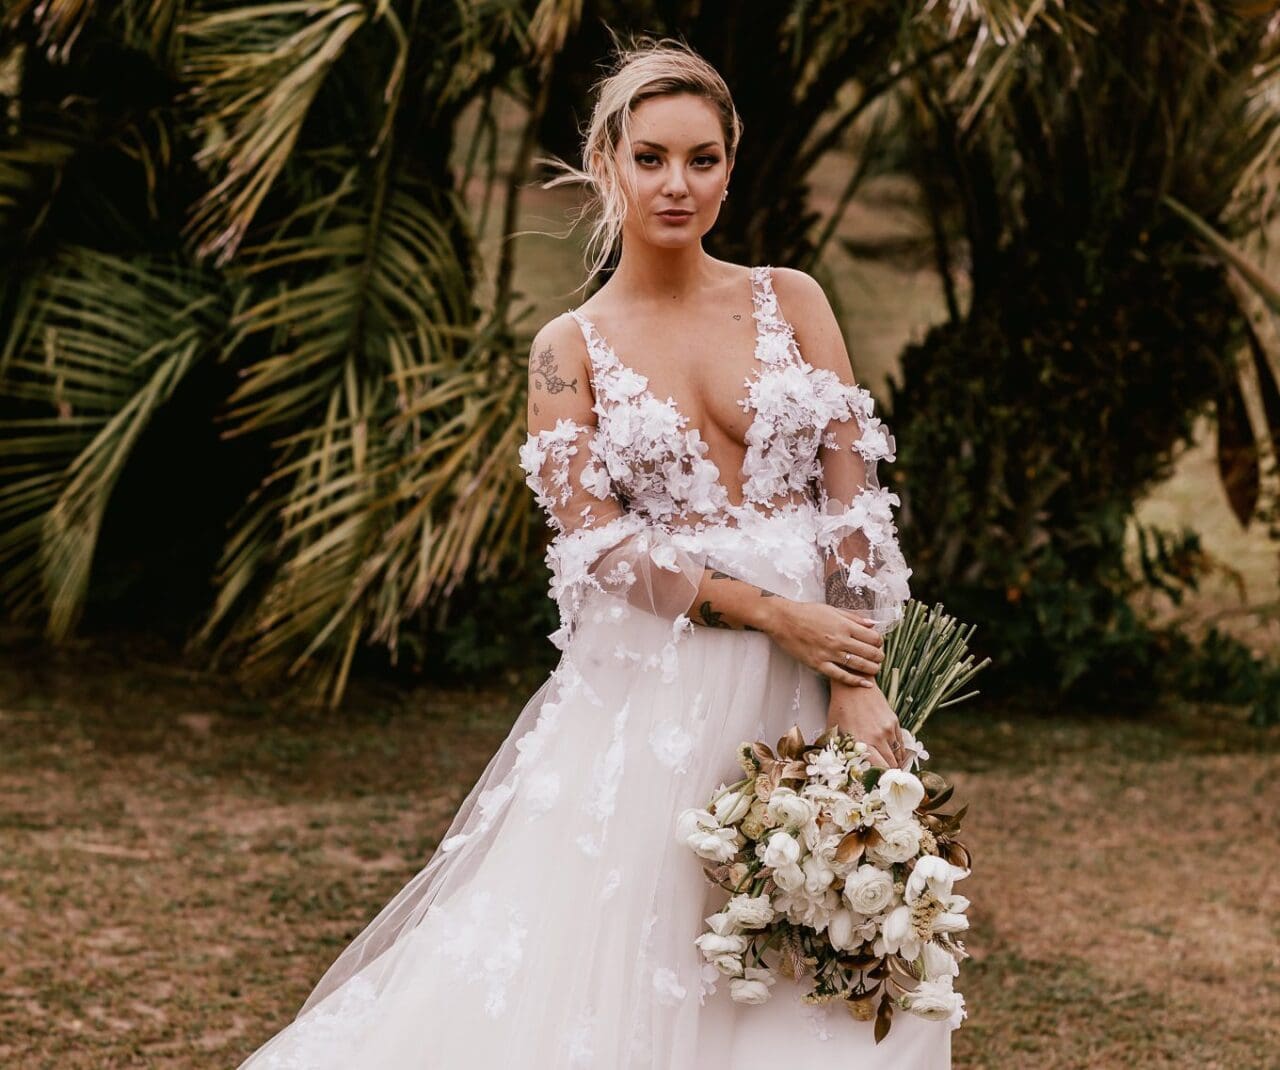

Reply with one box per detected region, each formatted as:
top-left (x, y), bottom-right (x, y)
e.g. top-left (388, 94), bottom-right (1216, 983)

top-left (1, 0), bottom-right (1278, 717)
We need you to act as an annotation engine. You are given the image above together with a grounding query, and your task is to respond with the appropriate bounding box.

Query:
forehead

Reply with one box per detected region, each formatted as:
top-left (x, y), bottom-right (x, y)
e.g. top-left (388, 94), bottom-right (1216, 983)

top-left (628, 93), bottom-right (724, 148)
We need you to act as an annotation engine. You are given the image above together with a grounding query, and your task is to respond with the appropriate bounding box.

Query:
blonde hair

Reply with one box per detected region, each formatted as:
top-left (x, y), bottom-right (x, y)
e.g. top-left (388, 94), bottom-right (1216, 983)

top-left (539, 35), bottom-right (743, 287)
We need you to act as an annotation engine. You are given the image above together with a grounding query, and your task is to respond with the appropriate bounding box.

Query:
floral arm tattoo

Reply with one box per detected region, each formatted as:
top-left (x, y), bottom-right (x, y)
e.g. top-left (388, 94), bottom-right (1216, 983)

top-left (530, 343), bottom-right (578, 396)
top-left (695, 569), bottom-right (778, 631)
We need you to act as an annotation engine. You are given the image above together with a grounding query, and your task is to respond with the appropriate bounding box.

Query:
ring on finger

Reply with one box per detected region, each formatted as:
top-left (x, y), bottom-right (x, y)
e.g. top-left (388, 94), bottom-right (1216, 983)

top-left (841, 651), bottom-right (853, 667)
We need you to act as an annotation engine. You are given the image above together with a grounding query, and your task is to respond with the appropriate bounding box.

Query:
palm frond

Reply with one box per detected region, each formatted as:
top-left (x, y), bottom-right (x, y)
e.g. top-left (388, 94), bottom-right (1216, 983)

top-left (0, 247), bottom-right (224, 634)
top-left (197, 173), bottom-right (485, 704)
top-left (181, 1), bottom-right (376, 263)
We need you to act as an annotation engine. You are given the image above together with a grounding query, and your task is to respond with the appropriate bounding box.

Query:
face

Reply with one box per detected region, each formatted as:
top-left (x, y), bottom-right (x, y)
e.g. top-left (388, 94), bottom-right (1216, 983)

top-left (610, 92), bottom-right (733, 248)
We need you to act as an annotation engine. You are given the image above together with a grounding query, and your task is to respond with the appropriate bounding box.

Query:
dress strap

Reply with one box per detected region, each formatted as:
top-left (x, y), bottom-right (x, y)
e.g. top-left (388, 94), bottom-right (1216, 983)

top-left (749, 264), bottom-right (801, 367)
top-left (566, 308), bottom-right (618, 405)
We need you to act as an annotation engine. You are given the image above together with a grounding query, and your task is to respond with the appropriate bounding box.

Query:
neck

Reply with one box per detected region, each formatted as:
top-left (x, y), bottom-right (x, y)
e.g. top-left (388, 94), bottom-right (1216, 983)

top-left (609, 238), bottom-right (716, 305)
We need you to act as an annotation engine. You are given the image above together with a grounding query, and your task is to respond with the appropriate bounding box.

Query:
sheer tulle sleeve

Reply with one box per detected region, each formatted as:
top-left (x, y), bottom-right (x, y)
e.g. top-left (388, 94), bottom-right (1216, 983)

top-left (811, 381), bottom-right (913, 633)
top-left (518, 414), bottom-right (706, 650)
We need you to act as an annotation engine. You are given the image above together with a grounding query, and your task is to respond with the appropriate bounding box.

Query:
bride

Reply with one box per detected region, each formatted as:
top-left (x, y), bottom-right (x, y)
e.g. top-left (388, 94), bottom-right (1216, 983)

top-left (237, 37), bottom-right (950, 1070)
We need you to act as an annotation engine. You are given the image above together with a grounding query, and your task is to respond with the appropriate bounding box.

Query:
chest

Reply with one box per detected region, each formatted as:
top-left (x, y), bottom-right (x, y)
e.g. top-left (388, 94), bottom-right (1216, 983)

top-left (591, 310), bottom-right (762, 444)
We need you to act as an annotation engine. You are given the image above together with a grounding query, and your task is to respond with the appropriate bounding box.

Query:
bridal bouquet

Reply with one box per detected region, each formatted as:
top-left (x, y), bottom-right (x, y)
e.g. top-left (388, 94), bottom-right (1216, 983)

top-left (675, 600), bottom-right (988, 1043)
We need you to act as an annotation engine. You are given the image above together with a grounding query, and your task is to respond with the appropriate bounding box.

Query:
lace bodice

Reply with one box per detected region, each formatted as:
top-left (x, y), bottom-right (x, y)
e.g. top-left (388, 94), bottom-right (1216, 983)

top-left (519, 265), bottom-right (911, 647)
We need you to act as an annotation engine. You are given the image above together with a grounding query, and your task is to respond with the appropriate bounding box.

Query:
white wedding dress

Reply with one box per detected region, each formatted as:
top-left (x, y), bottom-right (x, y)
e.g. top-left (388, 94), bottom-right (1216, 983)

top-left (237, 266), bottom-right (951, 1068)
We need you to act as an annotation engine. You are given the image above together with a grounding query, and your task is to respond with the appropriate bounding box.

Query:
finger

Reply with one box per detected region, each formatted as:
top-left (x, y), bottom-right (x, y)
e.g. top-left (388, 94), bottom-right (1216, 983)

top-left (888, 728), bottom-right (907, 769)
top-left (832, 648), bottom-right (882, 675)
top-left (840, 632), bottom-right (886, 664)
top-left (819, 661), bottom-right (876, 688)
top-left (834, 608), bottom-right (879, 629)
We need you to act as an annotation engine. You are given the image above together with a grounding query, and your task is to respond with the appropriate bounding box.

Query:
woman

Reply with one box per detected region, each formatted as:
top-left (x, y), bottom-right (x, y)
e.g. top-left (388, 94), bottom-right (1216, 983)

top-left (237, 37), bottom-right (949, 1069)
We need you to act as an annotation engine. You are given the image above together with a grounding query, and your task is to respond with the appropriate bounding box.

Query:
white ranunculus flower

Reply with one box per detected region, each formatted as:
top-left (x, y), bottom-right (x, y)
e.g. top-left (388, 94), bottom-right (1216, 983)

top-left (904, 855), bottom-right (971, 905)
top-left (694, 931), bottom-right (749, 976)
top-left (758, 830), bottom-right (802, 869)
top-left (705, 911), bottom-right (738, 936)
top-left (772, 862), bottom-right (805, 892)
top-left (922, 941), bottom-right (960, 981)
top-left (765, 787), bottom-right (818, 829)
top-left (877, 769), bottom-right (926, 821)
top-left (900, 979), bottom-right (967, 1028)
top-left (842, 863), bottom-right (896, 916)
top-left (802, 853), bottom-right (835, 895)
top-left (729, 966), bottom-right (776, 1005)
top-left (690, 827), bottom-right (739, 863)
top-left (724, 893), bottom-right (775, 930)
top-left (867, 818), bottom-right (922, 864)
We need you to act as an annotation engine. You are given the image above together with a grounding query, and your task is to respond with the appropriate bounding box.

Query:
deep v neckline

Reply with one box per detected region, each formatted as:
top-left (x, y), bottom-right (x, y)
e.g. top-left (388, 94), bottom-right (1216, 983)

top-left (566, 266), bottom-right (772, 456)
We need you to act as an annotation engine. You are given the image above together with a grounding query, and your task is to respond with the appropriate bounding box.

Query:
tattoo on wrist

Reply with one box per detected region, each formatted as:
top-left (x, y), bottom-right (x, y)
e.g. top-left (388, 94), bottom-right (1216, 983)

top-left (824, 567), bottom-right (870, 611)
top-left (531, 344), bottom-right (578, 395)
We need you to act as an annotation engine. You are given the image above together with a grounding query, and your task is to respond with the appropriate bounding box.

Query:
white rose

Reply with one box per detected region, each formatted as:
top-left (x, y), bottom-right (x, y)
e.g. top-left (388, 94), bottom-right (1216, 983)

top-left (758, 831), bottom-right (801, 869)
top-left (729, 966), bottom-right (776, 1005)
top-left (690, 827), bottom-right (739, 863)
top-left (877, 769), bottom-right (925, 821)
top-left (900, 979), bottom-right (967, 1028)
top-left (765, 787), bottom-right (818, 829)
top-left (842, 863), bottom-right (896, 916)
top-left (867, 819), bottom-right (922, 864)
top-left (725, 893), bottom-right (775, 930)
top-left (905, 855), bottom-right (970, 905)
top-left (922, 941), bottom-right (960, 981)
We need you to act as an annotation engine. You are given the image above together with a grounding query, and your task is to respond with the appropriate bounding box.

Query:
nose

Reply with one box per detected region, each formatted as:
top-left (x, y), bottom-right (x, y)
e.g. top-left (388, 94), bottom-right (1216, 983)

top-left (662, 163), bottom-right (690, 198)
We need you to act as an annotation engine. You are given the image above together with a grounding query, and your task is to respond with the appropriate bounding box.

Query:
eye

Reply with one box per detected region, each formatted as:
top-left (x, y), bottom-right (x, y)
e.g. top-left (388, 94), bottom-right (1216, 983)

top-left (635, 152), bottom-right (661, 166)
top-left (693, 155), bottom-right (721, 168)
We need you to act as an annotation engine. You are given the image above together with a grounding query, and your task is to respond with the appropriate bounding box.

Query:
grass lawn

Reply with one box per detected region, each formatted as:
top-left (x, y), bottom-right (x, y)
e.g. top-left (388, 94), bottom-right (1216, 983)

top-left (1, 632), bottom-right (1277, 1069)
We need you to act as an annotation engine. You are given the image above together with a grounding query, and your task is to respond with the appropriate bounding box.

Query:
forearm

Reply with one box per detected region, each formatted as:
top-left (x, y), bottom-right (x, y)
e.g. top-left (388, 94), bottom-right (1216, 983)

top-left (688, 567), bottom-right (787, 631)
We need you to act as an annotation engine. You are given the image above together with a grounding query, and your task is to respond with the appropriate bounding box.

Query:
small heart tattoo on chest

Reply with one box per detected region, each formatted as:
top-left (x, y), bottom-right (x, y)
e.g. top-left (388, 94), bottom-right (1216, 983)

top-left (732, 314), bottom-right (742, 321)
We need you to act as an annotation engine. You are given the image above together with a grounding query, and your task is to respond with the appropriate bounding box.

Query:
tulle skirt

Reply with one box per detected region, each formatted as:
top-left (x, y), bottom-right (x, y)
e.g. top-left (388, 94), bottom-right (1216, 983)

top-left (237, 513), bottom-right (951, 1068)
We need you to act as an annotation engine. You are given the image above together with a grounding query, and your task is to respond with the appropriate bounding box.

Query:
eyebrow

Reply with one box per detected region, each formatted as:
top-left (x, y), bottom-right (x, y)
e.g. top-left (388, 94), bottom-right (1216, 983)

top-left (633, 140), bottom-right (722, 152)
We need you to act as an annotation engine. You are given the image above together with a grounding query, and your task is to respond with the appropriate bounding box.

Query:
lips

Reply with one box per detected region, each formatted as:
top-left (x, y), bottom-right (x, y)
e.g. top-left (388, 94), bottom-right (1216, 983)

top-left (658, 210), bottom-right (694, 220)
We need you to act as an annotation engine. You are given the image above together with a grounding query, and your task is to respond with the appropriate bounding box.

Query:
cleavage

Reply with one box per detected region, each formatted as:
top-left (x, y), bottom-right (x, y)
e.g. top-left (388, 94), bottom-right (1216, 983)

top-left (594, 314), bottom-right (761, 447)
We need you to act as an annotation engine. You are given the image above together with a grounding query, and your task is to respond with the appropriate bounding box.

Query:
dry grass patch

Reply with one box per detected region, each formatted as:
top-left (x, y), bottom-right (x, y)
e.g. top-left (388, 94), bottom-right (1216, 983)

top-left (0, 636), bottom-right (1276, 1068)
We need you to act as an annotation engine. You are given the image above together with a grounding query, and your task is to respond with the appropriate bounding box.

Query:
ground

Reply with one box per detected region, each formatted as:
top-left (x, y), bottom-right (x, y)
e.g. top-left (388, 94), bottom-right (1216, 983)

top-left (1, 632), bottom-right (1276, 1069)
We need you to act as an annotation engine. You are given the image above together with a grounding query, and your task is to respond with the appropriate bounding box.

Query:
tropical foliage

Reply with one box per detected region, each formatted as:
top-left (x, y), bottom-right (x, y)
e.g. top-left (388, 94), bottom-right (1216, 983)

top-left (0, 1), bottom-right (1276, 706)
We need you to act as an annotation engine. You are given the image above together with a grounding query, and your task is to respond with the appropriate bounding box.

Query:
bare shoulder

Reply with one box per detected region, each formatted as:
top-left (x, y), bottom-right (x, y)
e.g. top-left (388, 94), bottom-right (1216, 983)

top-left (767, 266), bottom-right (851, 378)
top-left (527, 311), bottom-right (592, 430)
top-left (768, 265), bottom-right (830, 312)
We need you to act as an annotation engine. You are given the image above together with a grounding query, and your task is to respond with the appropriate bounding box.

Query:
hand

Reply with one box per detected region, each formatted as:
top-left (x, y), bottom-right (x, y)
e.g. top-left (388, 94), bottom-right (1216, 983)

top-left (759, 598), bottom-right (885, 687)
top-left (827, 681), bottom-right (907, 770)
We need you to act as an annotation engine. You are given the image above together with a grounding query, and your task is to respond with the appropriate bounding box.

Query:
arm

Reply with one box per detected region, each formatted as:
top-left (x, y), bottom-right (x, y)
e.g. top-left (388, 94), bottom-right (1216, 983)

top-left (772, 268), bottom-right (914, 767)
